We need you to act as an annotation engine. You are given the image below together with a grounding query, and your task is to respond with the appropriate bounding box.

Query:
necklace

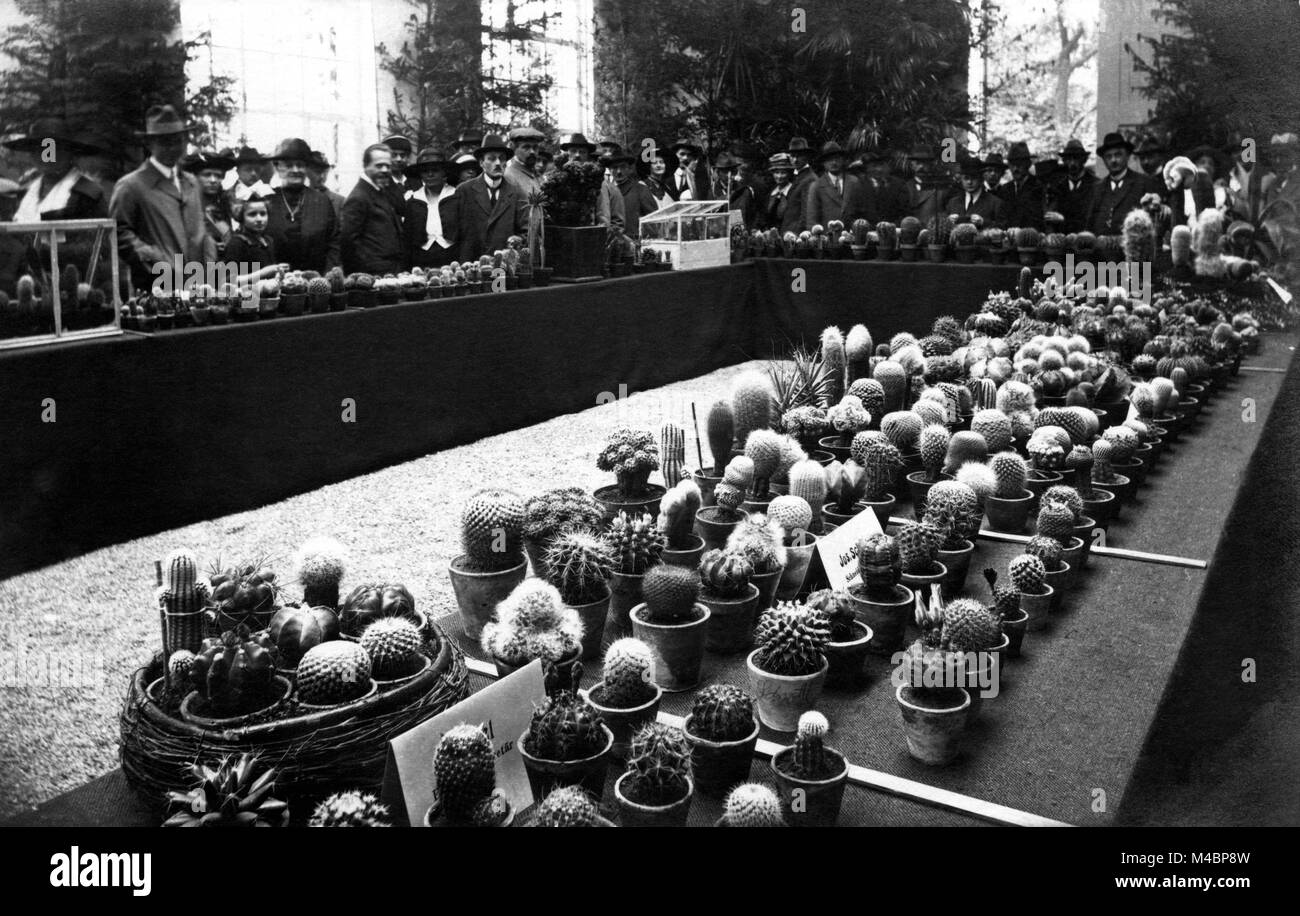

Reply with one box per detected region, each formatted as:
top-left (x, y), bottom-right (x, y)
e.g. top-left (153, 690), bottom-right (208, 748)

top-left (281, 190), bottom-right (305, 223)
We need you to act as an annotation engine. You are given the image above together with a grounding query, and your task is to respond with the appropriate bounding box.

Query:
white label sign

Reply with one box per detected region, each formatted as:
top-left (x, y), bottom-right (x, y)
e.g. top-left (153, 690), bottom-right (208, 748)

top-left (1266, 276), bottom-right (1294, 305)
top-left (815, 508), bottom-right (884, 592)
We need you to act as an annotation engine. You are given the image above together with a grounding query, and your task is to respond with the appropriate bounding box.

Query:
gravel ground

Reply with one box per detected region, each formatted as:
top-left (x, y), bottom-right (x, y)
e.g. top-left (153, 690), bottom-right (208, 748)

top-left (0, 359), bottom-right (766, 819)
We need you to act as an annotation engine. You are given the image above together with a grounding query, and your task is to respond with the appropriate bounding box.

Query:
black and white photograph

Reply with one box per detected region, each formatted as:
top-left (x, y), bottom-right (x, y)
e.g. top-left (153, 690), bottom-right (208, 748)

top-left (0, 0), bottom-right (1296, 880)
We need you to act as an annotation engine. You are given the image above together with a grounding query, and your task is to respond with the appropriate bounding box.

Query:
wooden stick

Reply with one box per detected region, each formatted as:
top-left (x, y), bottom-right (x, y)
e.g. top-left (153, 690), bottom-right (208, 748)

top-left (690, 402), bottom-right (704, 470)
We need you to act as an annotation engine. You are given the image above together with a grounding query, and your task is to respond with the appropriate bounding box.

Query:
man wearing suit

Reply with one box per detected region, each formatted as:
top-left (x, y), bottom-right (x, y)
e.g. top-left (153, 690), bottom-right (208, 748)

top-left (995, 142), bottom-right (1045, 229)
top-left (803, 142), bottom-right (866, 229)
top-left (609, 151), bottom-right (658, 239)
top-left (1048, 139), bottom-right (1097, 232)
top-left (265, 137), bottom-right (340, 273)
top-left (903, 144), bottom-right (946, 222)
top-left (1085, 132), bottom-right (1159, 236)
top-left (863, 150), bottom-right (907, 222)
top-left (382, 134), bottom-right (419, 201)
top-left (1135, 135), bottom-right (1167, 181)
top-left (439, 133), bottom-right (527, 263)
top-left (982, 152), bottom-right (1007, 194)
top-left (713, 151), bottom-right (759, 227)
top-left (762, 153), bottom-right (803, 233)
top-left (668, 139), bottom-right (710, 201)
top-left (503, 127), bottom-right (544, 200)
top-left (339, 143), bottom-right (406, 275)
top-left (787, 137), bottom-right (817, 216)
top-left (946, 158), bottom-right (1007, 227)
top-left (558, 133), bottom-right (624, 232)
top-left (109, 105), bottom-right (216, 294)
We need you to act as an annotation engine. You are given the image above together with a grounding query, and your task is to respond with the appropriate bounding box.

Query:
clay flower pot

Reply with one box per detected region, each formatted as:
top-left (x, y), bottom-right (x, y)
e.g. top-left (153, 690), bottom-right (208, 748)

top-left (906, 471), bottom-right (952, 519)
top-left (900, 561), bottom-right (947, 597)
top-left (448, 556), bottom-right (527, 640)
top-left (817, 435), bottom-right (851, 463)
top-left (569, 588), bottom-right (612, 660)
top-left (661, 534), bottom-right (706, 569)
top-left (848, 584), bottom-right (914, 655)
top-left (695, 506), bottom-right (747, 552)
top-left (821, 502), bottom-right (865, 528)
top-left (1081, 488), bottom-right (1116, 530)
top-left (614, 772), bottom-right (694, 827)
top-left (1042, 561), bottom-right (1070, 614)
top-left (519, 723), bottom-right (615, 801)
top-left (585, 682), bottom-right (662, 759)
top-left (494, 647), bottom-right (580, 696)
top-left (963, 633), bottom-right (1009, 722)
top-left (608, 570), bottom-right (646, 631)
top-left (861, 494), bottom-right (896, 530)
top-left (1001, 607), bottom-right (1030, 657)
top-left (936, 539), bottom-right (974, 600)
top-left (824, 620), bottom-right (873, 689)
top-left (1057, 536), bottom-right (1085, 589)
top-left (700, 583), bottom-right (761, 654)
top-left (985, 490), bottom-right (1034, 533)
top-left (895, 684), bottom-right (971, 766)
top-left (1019, 585), bottom-right (1055, 632)
top-left (746, 650), bottom-right (828, 732)
top-left (776, 534), bottom-right (820, 602)
top-left (770, 745), bottom-right (850, 827)
top-left (750, 566), bottom-right (786, 616)
top-left (630, 603), bottom-right (711, 692)
top-left (684, 714), bottom-right (759, 797)
top-left (1091, 475), bottom-right (1131, 518)
top-left (179, 676), bottom-right (292, 729)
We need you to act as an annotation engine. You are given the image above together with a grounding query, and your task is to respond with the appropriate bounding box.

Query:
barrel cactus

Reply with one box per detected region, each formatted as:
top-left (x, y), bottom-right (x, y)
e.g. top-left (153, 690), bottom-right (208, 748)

top-left (525, 685), bottom-right (607, 761)
top-left (533, 786), bottom-right (604, 827)
top-left (296, 640), bottom-right (373, 705)
top-left (767, 494), bottom-right (814, 542)
top-left (360, 617), bottom-right (425, 680)
top-left (990, 451), bottom-right (1029, 499)
top-left (699, 548), bottom-right (753, 599)
top-left (724, 514), bottom-right (787, 574)
top-left (191, 627), bottom-right (277, 716)
top-left (846, 378), bottom-right (887, 418)
top-left (623, 722), bottom-right (693, 806)
top-left (971, 409), bottom-right (1013, 453)
top-left (721, 783), bottom-right (785, 827)
top-left (599, 637), bottom-right (657, 707)
top-left (308, 791), bottom-right (392, 827)
top-left (897, 521), bottom-right (942, 575)
top-left (922, 480), bottom-right (980, 546)
top-left (689, 684), bottom-right (756, 741)
top-left (881, 410), bottom-right (924, 452)
top-left (1008, 554), bottom-right (1048, 595)
top-left (856, 533), bottom-right (901, 600)
top-left (640, 564), bottom-right (701, 622)
top-left (481, 579), bottom-right (583, 666)
top-left (1025, 534), bottom-right (1063, 571)
top-left (605, 511), bottom-right (666, 574)
top-left (753, 603), bottom-right (829, 676)
top-left (545, 529), bottom-right (615, 606)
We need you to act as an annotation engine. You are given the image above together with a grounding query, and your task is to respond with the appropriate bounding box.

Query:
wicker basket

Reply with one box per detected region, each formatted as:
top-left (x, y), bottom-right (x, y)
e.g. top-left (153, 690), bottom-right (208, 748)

top-left (120, 623), bottom-right (469, 819)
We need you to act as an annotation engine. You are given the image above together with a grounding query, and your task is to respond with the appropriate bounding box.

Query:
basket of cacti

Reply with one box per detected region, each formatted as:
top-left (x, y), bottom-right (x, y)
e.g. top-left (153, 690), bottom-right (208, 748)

top-left (280, 273), bottom-right (308, 315)
top-left (746, 601), bottom-right (830, 731)
top-left (658, 478), bottom-right (705, 567)
top-left (449, 489), bottom-right (529, 640)
top-left (604, 510), bottom-right (666, 631)
top-left (521, 487), bottom-right (605, 578)
top-left (769, 711), bottom-right (849, 825)
top-left (428, 724), bottom-right (515, 827)
top-left (951, 222), bottom-right (979, 262)
top-left (630, 564), bottom-right (710, 691)
top-left (593, 427), bottom-right (666, 521)
top-left (584, 638), bottom-right (662, 758)
top-left (544, 528), bottom-right (615, 660)
top-left (613, 722), bottom-right (695, 827)
top-left (481, 579), bottom-right (583, 693)
top-left (847, 533), bottom-right (914, 654)
top-left (1014, 227), bottom-right (1041, 265)
top-left (876, 221), bottom-right (898, 258)
top-left (518, 667), bottom-right (615, 802)
top-left (344, 272), bottom-right (377, 308)
top-left (682, 684), bottom-right (759, 796)
top-left (806, 588), bottom-right (872, 689)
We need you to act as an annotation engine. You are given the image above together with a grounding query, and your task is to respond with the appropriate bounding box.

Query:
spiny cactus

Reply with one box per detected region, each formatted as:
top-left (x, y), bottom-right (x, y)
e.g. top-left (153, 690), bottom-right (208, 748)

top-left (731, 372), bottom-right (775, 447)
top-left (296, 639), bottom-right (372, 705)
top-left (1092, 439), bottom-right (1120, 483)
top-left (824, 459), bottom-right (868, 513)
top-left (971, 409), bottom-right (1013, 452)
top-left (192, 627), bottom-right (277, 715)
top-left (162, 753), bottom-right (289, 827)
top-left (941, 598), bottom-right (1003, 653)
top-left (1025, 534), bottom-right (1063, 571)
top-left (641, 564), bottom-right (701, 622)
top-left (775, 435), bottom-right (807, 485)
top-left (544, 529), bottom-right (614, 606)
top-left (846, 324), bottom-right (874, 382)
top-left (481, 579), bottom-right (583, 665)
top-left (990, 451), bottom-right (1029, 499)
top-left (856, 533), bottom-right (901, 600)
top-left (658, 479), bottom-right (702, 550)
top-left (787, 711), bottom-right (838, 780)
top-left (699, 548), bottom-right (753, 599)
top-left (600, 637), bottom-right (657, 707)
top-left (943, 431), bottom-right (989, 476)
top-left (689, 684), bottom-right (756, 742)
top-left (852, 434), bottom-right (904, 501)
top-left (167, 649), bottom-right (195, 692)
top-left (525, 687), bottom-right (607, 761)
top-left (294, 535), bottom-right (348, 607)
top-left (897, 521), bottom-right (942, 575)
top-left (457, 490), bottom-right (526, 573)
top-left (433, 724), bottom-right (499, 823)
top-left (624, 722), bottom-right (693, 806)
top-left (597, 428), bottom-right (660, 497)
top-left (724, 514), bottom-right (787, 573)
top-left (922, 480), bottom-right (980, 546)
top-left (1101, 425), bottom-right (1139, 461)
top-left (745, 429), bottom-right (785, 497)
top-left (522, 488), bottom-right (604, 546)
top-left (827, 395), bottom-right (870, 445)
top-left (1036, 499), bottom-right (1076, 545)
top-left (873, 360), bottom-right (908, 412)
top-left (955, 462), bottom-right (996, 506)
top-left (753, 602), bottom-right (829, 676)
top-left (660, 422), bottom-right (685, 488)
top-left (781, 405), bottom-right (828, 444)
top-left (605, 511), bottom-right (666, 574)
top-left (881, 411), bottom-right (924, 451)
top-left (788, 459), bottom-right (828, 528)
top-left (308, 791), bottom-right (392, 827)
top-left (1150, 377), bottom-right (1175, 416)
top-left (360, 617), bottom-right (424, 679)
top-left (534, 786), bottom-right (604, 827)
top-left (158, 548), bottom-right (209, 655)
top-left (706, 400), bottom-right (736, 475)
top-left (1008, 554), bottom-right (1048, 595)
top-left (821, 326), bottom-right (847, 403)
top-left (722, 783), bottom-right (785, 827)
top-left (846, 378), bottom-right (887, 417)
top-left (919, 424), bottom-right (951, 482)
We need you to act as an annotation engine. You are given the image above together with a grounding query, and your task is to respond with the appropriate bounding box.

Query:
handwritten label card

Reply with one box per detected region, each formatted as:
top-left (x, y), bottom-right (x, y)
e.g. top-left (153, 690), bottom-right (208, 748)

top-left (381, 659), bottom-right (544, 827)
top-left (815, 508), bottom-right (884, 592)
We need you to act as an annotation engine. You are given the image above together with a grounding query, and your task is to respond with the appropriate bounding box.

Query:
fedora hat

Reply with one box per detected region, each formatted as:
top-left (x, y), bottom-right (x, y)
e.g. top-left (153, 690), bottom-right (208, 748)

top-left (1006, 141), bottom-right (1032, 163)
top-left (309, 149), bottom-right (331, 169)
top-left (136, 104), bottom-right (200, 138)
top-left (983, 152), bottom-right (1006, 169)
top-left (558, 132), bottom-right (596, 152)
top-left (1059, 138), bottom-right (1089, 159)
top-left (410, 148), bottom-right (449, 173)
top-left (5, 117), bottom-right (98, 153)
top-left (815, 141), bottom-right (848, 164)
top-left (232, 146), bottom-right (268, 165)
top-left (1034, 159), bottom-right (1060, 181)
top-left (601, 150), bottom-right (635, 167)
top-left (958, 156), bottom-right (985, 176)
top-left (767, 152), bottom-right (795, 173)
top-left (381, 135), bottom-right (413, 154)
top-left (181, 149), bottom-right (236, 174)
top-left (271, 138), bottom-right (314, 162)
top-left (597, 137), bottom-right (622, 151)
top-left (713, 150), bottom-right (743, 170)
top-left (1135, 134), bottom-right (1165, 155)
top-left (474, 133), bottom-right (511, 158)
top-left (1096, 131), bottom-right (1135, 156)
top-left (670, 138), bottom-right (703, 157)
top-left (787, 137), bottom-right (814, 156)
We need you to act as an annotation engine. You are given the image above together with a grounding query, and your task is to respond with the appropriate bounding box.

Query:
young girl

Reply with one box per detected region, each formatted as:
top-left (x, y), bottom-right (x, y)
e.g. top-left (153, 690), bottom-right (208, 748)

top-left (223, 195), bottom-right (287, 283)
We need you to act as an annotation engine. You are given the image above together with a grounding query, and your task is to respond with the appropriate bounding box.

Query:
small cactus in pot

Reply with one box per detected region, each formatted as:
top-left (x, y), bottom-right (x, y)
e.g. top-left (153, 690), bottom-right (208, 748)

top-left (615, 722), bottom-right (694, 824)
top-left (770, 710), bottom-right (849, 825)
top-left (432, 724), bottom-right (513, 826)
top-left (684, 683), bottom-right (760, 795)
top-left (157, 549), bottom-right (209, 656)
top-left (631, 565), bottom-right (709, 691)
top-left (481, 579), bottom-right (583, 691)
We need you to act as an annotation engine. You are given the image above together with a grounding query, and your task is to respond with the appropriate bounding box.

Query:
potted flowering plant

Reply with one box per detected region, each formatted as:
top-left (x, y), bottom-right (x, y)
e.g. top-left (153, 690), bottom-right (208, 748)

top-left (593, 428), bottom-right (666, 521)
top-left (539, 161), bottom-right (607, 281)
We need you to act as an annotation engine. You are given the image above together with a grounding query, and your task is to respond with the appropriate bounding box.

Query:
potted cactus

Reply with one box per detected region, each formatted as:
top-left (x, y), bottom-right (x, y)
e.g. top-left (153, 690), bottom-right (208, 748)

top-left (898, 216), bottom-right (921, 260)
top-left (821, 459), bottom-right (869, 528)
top-left (919, 480), bottom-right (979, 598)
top-left (1024, 534), bottom-right (1070, 614)
top-left (521, 487), bottom-right (604, 578)
top-left (544, 529), bottom-right (615, 660)
top-left (806, 588), bottom-right (872, 689)
top-left (896, 520), bottom-right (947, 595)
top-left (604, 511), bottom-right (666, 631)
top-left (848, 533), bottom-right (914, 654)
top-left (208, 560), bottom-right (281, 632)
top-left (852, 433), bottom-right (904, 529)
top-left (693, 400), bottom-right (734, 506)
top-left (746, 602), bottom-right (829, 731)
top-left (518, 673), bottom-right (615, 802)
top-left (951, 222), bottom-right (979, 262)
top-left (985, 451), bottom-right (1034, 532)
top-left (683, 684), bottom-right (759, 796)
top-left (593, 428), bottom-right (665, 522)
top-left (1038, 485), bottom-right (1093, 571)
top-left (338, 582), bottom-right (421, 638)
top-left (163, 753), bottom-right (289, 827)
top-left (308, 790), bottom-right (392, 827)
top-left (767, 494), bottom-right (819, 600)
top-left (584, 638), bottom-right (662, 758)
top-left (983, 568), bottom-right (1030, 656)
top-left (157, 549), bottom-right (209, 657)
top-left (876, 221), bottom-right (898, 259)
top-left (481, 579), bottom-right (583, 693)
top-left (741, 429), bottom-right (785, 511)
top-left (770, 711), bottom-right (849, 826)
top-left (723, 514), bottom-right (787, 614)
top-left (305, 276), bottom-right (331, 313)
top-left (821, 395), bottom-right (870, 458)
top-left (850, 219), bottom-right (871, 259)
top-left (893, 594), bottom-right (974, 766)
top-left (1042, 231), bottom-right (1066, 262)
top-left (630, 565), bottom-right (710, 691)
top-left (695, 464), bottom-right (748, 551)
top-left (1008, 553), bottom-right (1054, 632)
top-left (255, 278), bottom-right (280, 319)
top-left (363, 617), bottom-right (430, 686)
top-left (1089, 438), bottom-right (1131, 511)
top-left (1014, 226), bottom-right (1041, 265)
top-left (697, 549), bottom-right (760, 653)
top-left (280, 273), bottom-right (308, 315)
top-left (916, 588), bottom-right (1007, 722)
top-left (717, 783), bottom-right (786, 826)
top-left (658, 479), bottom-right (705, 567)
top-left (979, 227), bottom-right (1007, 263)
top-left (344, 272), bottom-right (377, 308)
top-left (429, 724), bottom-right (514, 827)
top-left (532, 786), bottom-right (616, 826)
top-left (375, 275), bottom-right (402, 304)
top-left (924, 215), bottom-right (951, 262)
top-left (294, 639), bottom-right (376, 708)
top-left (613, 722), bottom-right (695, 827)
top-left (264, 604), bottom-right (338, 672)
top-left (324, 267), bottom-right (347, 311)
top-left (180, 627), bottom-right (290, 726)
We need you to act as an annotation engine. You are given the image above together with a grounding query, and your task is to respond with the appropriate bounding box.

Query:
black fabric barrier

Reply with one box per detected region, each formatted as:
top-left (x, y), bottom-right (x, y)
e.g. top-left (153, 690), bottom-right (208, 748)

top-left (0, 261), bottom-right (1016, 578)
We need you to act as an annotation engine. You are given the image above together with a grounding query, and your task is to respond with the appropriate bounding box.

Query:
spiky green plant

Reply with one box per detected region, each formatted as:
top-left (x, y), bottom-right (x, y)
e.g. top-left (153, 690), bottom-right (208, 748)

top-left (433, 724), bottom-right (506, 825)
top-left (753, 602), bottom-right (829, 676)
top-left (624, 722), bottom-right (692, 806)
top-left (1008, 554), bottom-right (1048, 595)
top-left (605, 511), bottom-right (666, 574)
top-left (989, 452), bottom-right (1029, 499)
top-left (922, 480), bottom-right (980, 548)
top-left (919, 424), bottom-right (951, 482)
top-left (852, 434), bottom-right (904, 501)
top-left (824, 459), bottom-right (868, 513)
top-left (308, 791), bottom-right (392, 827)
top-left (856, 533), bottom-right (901, 601)
top-left (745, 429), bottom-right (785, 497)
top-left (788, 459), bottom-right (829, 529)
top-left (533, 786), bottom-right (605, 827)
top-left (1025, 535), bottom-right (1063, 571)
top-left (163, 753), bottom-right (288, 827)
top-left (293, 535), bottom-right (348, 606)
top-left (360, 617), bottom-right (424, 679)
top-left (820, 326), bottom-right (847, 403)
top-left (545, 529), bottom-right (615, 605)
top-left (881, 410), bottom-right (924, 452)
top-left (732, 371), bottom-right (776, 446)
top-left (897, 521), bottom-right (942, 575)
top-left (524, 686), bottom-right (607, 761)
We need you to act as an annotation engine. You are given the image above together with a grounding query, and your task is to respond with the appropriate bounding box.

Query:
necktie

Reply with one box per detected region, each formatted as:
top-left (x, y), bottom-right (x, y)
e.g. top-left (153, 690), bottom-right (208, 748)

top-left (489, 185), bottom-right (498, 207)
top-left (966, 194), bottom-right (974, 211)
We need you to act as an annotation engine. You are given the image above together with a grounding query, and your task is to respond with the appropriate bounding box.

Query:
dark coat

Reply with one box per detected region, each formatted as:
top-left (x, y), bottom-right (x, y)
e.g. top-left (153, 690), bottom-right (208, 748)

top-left (340, 178), bottom-right (406, 275)
top-left (21, 173), bottom-right (109, 221)
top-left (789, 166), bottom-right (816, 216)
top-left (668, 161), bottom-right (710, 200)
top-left (109, 162), bottom-right (216, 291)
top-left (617, 178), bottom-right (660, 238)
top-left (763, 182), bottom-right (803, 234)
top-left (1167, 172), bottom-right (1217, 228)
top-left (1084, 170), bottom-right (1159, 236)
top-left (265, 187), bottom-right (340, 273)
top-left (439, 175), bottom-right (527, 264)
top-left (1047, 170), bottom-right (1098, 233)
top-left (866, 175), bottom-right (908, 222)
top-left (404, 188), bottom-right (458, 269)
top-left (223, 230), bottom-right (277, 272)
top-left (903, 178), bottom-right (947, 222)
top-left (946, 188), bottom-right (1008, 228)
top-left (994, 176), bottom-right (1046, 229)
top-left (803, 172), bottom-right (868, 229)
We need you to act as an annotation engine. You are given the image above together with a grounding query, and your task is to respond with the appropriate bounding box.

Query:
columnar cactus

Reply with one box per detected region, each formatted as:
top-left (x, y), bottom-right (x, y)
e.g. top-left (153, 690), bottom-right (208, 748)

top-left (990, 452), bottom-right (1029, 499)
top-left (1170, 225), bottom-right (1192, 266)
top-left (690, 684), bottom-right (756, 741)
top-left (918, 424), bottom-right (951, 482)
top-left (481, 579), bottom-right (583, 665)
top-left (943, 431), bottom-right (989, 475)
top-left (158, 549), bottom-right (209, 655)
top-left (970, 377), bottom-right (998, 411)
top-left (731, 372), bottom-right (775, 448)
top-left (745, 429), bottom-right (785, 497)
top-left (971, 409), bottom-right (1013, 453)
top-left (851, 434), bottom-right (904, 501)
top-left (605, 511), bottom-right (666, 574)
top-left (897, 521), bottom-right (942, 575)
top-left (881, 411), bottom-right (924, 452)
top-left (706, 400), bottom-right (735, 476)
top-left (821, 326), bottom-right (847, 403)
top-left (658, 479), bottom-right (702, 550)
top-left (788, 459), bottom-right (828, 529)
top-left (659, 422), bottom-right (685, 488)
top-left (856, 533), bottom-right (901, 600)
top-left (724, 514), bottom-right (787, 573)
top-left (544, 529), bottom-right (615, 606)
top-left (624, 723), bottom-right (693, 806)
top-left (600, 637), bottom-right (657, 707)
top-left (788, 711), bottom-right (837, 780)
top-left (640, 564), bottom-right (701, 622)
top-left (459, 490), bottom-right (526, 573)
top-left (1008, 554), bottom-right (1048, 595)
top-left (873, 360), bottom-right (908, 412)
top-left (767, 495), bottom-right (814, 542)
top-left (846, 324), bottom-right (874, 382)
top-left (699, 548), bottom-right (753, 599)
top-left (753, 603), bottom-right (830, 676)
top-left (722, 783), bottom-right (785, 827)
top-left (433, 724), bottom-right (499, 823)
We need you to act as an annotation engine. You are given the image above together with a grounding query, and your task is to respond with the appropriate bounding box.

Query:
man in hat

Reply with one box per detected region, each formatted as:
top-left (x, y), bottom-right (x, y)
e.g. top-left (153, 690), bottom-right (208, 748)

top-left (558, 132), bottom-right (597, 161)
top-left (4, 118), bottom-right (110, 223)
top-left (762, 153), bottom-right (803, 233)
top-left (72, 129), bottom-right (118, 199)
top-left (339, 143), bottom-right (405, 274)
top-left (731, 140), bottom-right (770, 211)
top-left (669, 139), bottom-right (709, 201)
top-left (903, 144), bottom-right (947, 221)
top-left (947, 157), bottom-right (1007, 227)
top-left (1135, 135), bottom-right (1166, 180)
top-left (982, 152), bottom-right (1006, 194)
top-left (803, 141), bottom-right (870, 229)
top-left (1084, 131), bottom-right (1159, 236)
top-left (439, 133), bottom-right (527, 263)
top-left (181, 149), bottom-right (237, 257)
top-left (787, 137), bottom-right (817, 212)
top-left (557, 131), bottom-right (624, 232)
top-left (307, 150), bottom-right (345, 220)
top-left (860, 149), bottom-right (906, 222)
top-left (265, 138), bottom-right (340, 273)
top-left (504, 126), bottom-right (546, 200)
top-left (1047, 138), bottom-right (1097, 232)
top-left (405, 148), bottom-right (457, 269)
top-left (229, 146), bottom-right (273, 220)
top-left (109, 105), bottom-right (216, 293)
top-left (452, 129), bottom-right (484, 160)
top-left (381, 134), bottom-right (418, 201)
top-left (712, 150), bottom-right (756, 225)
top-left (995, 141), bottom-right (1044, 229)
top-left (608, 150), bottom-right (658, 239)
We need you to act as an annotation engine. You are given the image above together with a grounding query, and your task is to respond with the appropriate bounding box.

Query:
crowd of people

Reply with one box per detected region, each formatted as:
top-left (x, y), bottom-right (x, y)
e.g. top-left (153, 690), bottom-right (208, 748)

top-left (3, 103), bottom-right (1298, 297)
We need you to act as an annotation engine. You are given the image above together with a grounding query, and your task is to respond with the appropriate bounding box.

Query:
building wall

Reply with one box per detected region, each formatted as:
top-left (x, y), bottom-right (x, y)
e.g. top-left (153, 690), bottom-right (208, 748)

top-left (1096, 0), bottom-right (1164, 142)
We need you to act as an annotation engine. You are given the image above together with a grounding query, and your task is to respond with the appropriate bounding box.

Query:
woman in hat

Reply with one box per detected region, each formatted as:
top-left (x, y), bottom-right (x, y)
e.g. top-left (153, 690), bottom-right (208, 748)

top-left (265, 138), bottom-right (341, 273)
top-left (448, 153), bottom-right (482, 188)
top-left (405, 148), bottom-right (457, 269)
top-left (639, 144), bottom-right (673, 207)
top-left (4, 118), bottom-right (110, 222)
top-left (181, 150), bottom-right (237, 257)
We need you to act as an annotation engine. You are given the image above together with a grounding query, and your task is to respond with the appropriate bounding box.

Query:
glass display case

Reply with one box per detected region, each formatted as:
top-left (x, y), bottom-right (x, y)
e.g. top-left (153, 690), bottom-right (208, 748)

top-left (639, 200), bottom-right (733, 270)
top-left (0, 218), bottom-right (122, 349)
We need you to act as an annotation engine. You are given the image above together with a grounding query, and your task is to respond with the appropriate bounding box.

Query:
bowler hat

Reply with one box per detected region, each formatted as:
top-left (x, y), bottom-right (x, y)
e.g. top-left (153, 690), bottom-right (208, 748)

top-left (382, 135), bottom-right (413, 154)
top-left (508, 127), bottom-right (546, 144)
top-left (181, 149), bottom-right (236, 174)
top-left (309, 150), bottom-right (331, 169)
top-left (597, 138), bottom-right (622, 152)
top-left (1096, 131), bottom-right (1135, 156)
top-left (983, 152), bottom-right (1006, 170)
top-left (767, 152), bottom-right (795, 173)
top-left (271, 138), bottom-right (314, 162)
top-left (1007, 141), bottom-right (1032, 163)
top-left (4, 118), bottom-right (99, 154)
top-left (787, 137), bottom-right (814, 156)
top-left (135, 105), bottom-right (200, 138)
top-left (558, 132), bottom-right (596, 152)
top-left (815, 141), bottom-right (848, 164)
top-left (474, 134), bottom-right (511, 158)
top-left (1059, 138), bottom-right (1089, 159)
top-left (410, 148), bottom-right (449, 173)
top-left (958, 157), bottom-right (986, 176)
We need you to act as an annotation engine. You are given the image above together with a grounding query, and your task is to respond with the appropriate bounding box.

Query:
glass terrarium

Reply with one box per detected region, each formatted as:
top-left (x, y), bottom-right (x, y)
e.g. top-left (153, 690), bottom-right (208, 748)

top-left (0, 218), bottom-right (122, 349)
top-left (639, 200), bottom-right (733, 269)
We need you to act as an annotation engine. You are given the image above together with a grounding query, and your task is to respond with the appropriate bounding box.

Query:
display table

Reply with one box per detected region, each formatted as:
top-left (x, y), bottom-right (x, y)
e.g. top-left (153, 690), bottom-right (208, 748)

top-left (0, 259), bottom-right (1021, 578)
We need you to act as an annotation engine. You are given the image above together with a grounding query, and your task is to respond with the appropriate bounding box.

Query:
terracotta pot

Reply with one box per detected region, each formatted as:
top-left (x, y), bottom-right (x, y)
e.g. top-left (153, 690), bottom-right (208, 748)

top-left (776, 535), bottom-right (819, 601)
top-left (817, 435), bottom-right (851, 462)
top-left (448, 556), bottom-right (528, 640)
top-left (608, 570), bottom-right (646, 632)
top-left (662, 535), bottom-right (705, 569)
top-left (1091, 474), bottom-right (1131, 518)
top-left (684, 715), bottom-right (759, 797)
top-left (750, 566), bottom-right (785, 616)
top-left (810, 449), bottom-right (835, 467)
top-left (1057, 536), bottom-right (1085, 590)
top-left (631, 603), bottom-right (711, 692)
top-left (895, 684), bottom-right (971, 766)
top-left (901, 561), bottom-right (947, 598)
top-left (614, 772), bottom-right (694, 827)
top-left (1072, 515), bottom-right (1097, 569)
top-left (907, 471), bottom-right (952, 519)
top-left (1081, 488), bottom-right (1116, 530)
top-left (700, 583), bottom-right (760, 654)
top-left (695, 506), bottom-right (747, 551)
top-left (848, 584), bottom-right (914, 655)
top-left (1112, 456), bottom-right (1145, 488)
top-left (424, 790), bottom-right (515, 828)
top-left (585, 682), bottom-right (662, 759)
top-left (693, 471), bottom-right (721, 508)
top-left (936, 540), bottom-right (974, 600)
top-left (861, 494), bottom-right (896, 530)
top-left (494, 647), bottom-right (580, 695)
top-left (570, 589), bottom-right (612, 660)
top-left (593, 482), bottom-right (666, 524)
top-left (1019, 586), bottom-right (1055, 632)
top-left (825, 620), bottom-right (873, 689)
top-left (985, 490), bottom-right (1033, 533)
top-left (1042, 561), bottom-right (1070, 614)
top-left (821, 502), bottom-right (865, 528)
top-left (1001, 607), bottom-right (1029, 657)
top-left (1025, 469), bottom-right (1064, 510)
top-left (962, 633), bottom-right (1009, 722)
top-left (519, 723), bottom-right (615, 801)
top-left (770, 745), bottom-right (850, 827)
top-left (746, 650), bottom-right (828, 732)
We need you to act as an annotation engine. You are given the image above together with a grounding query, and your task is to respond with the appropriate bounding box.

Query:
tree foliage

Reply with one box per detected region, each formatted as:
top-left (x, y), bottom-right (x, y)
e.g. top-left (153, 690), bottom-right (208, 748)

top-left (0, 0), bottom-right (236, 177)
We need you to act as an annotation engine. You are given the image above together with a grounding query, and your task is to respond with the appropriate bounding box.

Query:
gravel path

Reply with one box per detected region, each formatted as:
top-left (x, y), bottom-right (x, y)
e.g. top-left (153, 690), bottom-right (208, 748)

top-left (0, 359), bottom-right (765, 818)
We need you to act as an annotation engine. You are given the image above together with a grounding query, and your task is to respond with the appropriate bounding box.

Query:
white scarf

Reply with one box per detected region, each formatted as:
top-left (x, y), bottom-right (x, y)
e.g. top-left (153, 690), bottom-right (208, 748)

top-left (422, 185), bottom-right (454, 249)
top-left (15, 168), bottom-right (84, 222)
